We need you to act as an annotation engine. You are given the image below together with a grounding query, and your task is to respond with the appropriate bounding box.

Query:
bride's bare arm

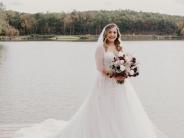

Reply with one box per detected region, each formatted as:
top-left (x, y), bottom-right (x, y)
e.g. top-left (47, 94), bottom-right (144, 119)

top-left (102, 69), bottom-right (125, 80)
top-left (95, 47), bottom-right (105, 72)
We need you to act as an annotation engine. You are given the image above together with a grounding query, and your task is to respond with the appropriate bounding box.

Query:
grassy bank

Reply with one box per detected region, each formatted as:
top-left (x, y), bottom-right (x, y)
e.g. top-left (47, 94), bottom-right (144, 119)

top-left (0, 34), bottom-right (183, 41)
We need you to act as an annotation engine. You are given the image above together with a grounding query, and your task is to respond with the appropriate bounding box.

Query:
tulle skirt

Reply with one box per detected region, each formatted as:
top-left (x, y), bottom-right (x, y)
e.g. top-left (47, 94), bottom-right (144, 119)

top-left (13, 74), bottom-right (168, 138)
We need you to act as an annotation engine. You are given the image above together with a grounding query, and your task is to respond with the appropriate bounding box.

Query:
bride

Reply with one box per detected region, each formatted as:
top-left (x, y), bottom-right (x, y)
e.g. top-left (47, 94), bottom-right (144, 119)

top-left (13, 23), bottom-right (168, 138)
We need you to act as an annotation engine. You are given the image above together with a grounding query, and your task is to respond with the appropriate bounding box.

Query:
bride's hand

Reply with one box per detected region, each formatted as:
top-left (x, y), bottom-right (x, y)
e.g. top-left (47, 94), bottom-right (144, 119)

top-left (102, 68), bottom-right (113, 77)
top-left (114, 76), bottom-right (126, 81)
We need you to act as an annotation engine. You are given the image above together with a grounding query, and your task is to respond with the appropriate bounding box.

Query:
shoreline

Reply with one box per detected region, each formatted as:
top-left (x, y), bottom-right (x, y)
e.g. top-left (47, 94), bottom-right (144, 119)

top-left (0, 35), bottom-right (183, 41)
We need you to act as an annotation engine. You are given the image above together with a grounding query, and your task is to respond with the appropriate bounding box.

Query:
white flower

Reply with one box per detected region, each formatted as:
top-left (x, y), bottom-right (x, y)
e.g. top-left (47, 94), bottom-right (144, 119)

top-left (118, 51), bottom-right (124, 57)
top-left (124, 55), bottom-right (131, 62)
top-left (125, 66), bottom-right (131, 72)
top-left (120, 60), bottom-right (124, 64)
top-left (114, 60), bottom-right (119, 66)
top-left (120, 65), bottom-right (125, 71)
top-left (129, 70), bottom-right (134, 75)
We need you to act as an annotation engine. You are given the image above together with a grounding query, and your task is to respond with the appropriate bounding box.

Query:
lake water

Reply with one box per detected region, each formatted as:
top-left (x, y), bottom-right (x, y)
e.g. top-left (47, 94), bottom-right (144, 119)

top-left (0, 41), bottom-right (184, 138)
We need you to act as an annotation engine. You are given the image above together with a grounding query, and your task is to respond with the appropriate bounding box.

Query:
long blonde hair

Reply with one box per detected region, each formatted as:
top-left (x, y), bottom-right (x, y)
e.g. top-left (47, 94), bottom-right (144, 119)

top-left (103, 23), bottom-right (123, 52)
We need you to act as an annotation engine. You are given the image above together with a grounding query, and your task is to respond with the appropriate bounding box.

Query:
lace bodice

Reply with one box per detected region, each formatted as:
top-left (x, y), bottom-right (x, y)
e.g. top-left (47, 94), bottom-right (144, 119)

top-left (104, 51), bottom-right (116, 69)
top-left (95, 46), bottom-right (118, 72)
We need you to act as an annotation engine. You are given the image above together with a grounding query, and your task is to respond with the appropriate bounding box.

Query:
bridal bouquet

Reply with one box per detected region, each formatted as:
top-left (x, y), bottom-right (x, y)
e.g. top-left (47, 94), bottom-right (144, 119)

top-left (109, 51), bottom-right (139, 84)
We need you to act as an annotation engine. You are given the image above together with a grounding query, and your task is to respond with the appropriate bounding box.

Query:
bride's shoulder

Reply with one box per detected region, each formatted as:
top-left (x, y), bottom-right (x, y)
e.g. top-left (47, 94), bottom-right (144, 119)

top-left (96, 46), bottom-right (105, 53)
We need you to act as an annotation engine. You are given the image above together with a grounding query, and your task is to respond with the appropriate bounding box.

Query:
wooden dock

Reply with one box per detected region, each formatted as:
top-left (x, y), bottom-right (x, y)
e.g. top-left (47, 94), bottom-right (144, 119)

top-left (0, 124), bottom-right (32, 138)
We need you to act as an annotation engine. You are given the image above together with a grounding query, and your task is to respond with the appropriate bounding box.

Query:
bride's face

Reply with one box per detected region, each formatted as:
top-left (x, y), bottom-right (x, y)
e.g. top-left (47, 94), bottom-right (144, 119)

top-left (106, 27), bottom-right (118, 43)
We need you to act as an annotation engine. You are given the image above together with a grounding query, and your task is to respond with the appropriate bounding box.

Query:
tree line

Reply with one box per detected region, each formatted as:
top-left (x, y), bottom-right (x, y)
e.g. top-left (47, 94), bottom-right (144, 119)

top-left (1, 2), bottom-right (184, 36)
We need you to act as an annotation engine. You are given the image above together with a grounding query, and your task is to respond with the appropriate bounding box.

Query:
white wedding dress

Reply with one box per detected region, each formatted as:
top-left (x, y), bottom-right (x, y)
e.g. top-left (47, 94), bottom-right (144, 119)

top-left (13, 46), bottom-right (168, 138)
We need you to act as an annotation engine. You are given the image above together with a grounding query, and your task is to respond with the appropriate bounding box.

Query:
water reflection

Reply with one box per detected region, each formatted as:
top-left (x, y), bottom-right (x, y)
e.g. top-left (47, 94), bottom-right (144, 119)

top-left (0, 41), bottom-right (184, 138)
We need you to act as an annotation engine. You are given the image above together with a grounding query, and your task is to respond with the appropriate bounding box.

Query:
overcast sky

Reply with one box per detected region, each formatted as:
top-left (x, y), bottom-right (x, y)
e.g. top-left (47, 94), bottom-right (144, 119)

top-left (1, 0), bottom-right (184, 16)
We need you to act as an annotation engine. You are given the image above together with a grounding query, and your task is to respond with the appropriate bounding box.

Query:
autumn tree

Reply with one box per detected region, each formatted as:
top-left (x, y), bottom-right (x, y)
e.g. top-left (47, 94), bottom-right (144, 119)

top-left (0, 2), bottom-right (7, 35)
